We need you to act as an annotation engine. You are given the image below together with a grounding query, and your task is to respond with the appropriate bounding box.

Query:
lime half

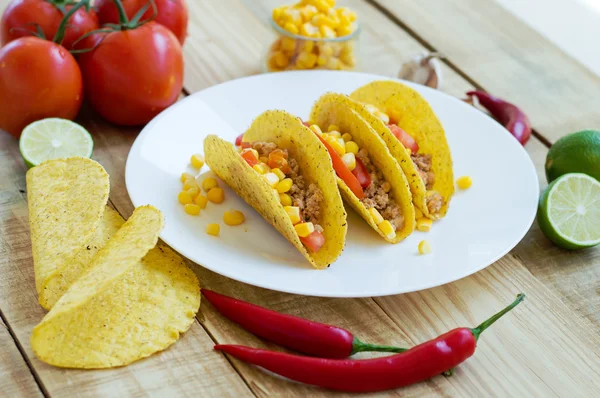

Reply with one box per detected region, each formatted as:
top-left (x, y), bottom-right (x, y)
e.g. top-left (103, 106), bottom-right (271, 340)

top-left (19, 118), bottom-right (93, 168)
top-left (538, 173), bottom-right (600, 249)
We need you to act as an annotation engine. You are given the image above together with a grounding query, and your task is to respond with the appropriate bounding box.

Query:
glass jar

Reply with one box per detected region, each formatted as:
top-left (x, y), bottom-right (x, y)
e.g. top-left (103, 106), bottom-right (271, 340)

top-left (264, 18), bottom-right (361, 73)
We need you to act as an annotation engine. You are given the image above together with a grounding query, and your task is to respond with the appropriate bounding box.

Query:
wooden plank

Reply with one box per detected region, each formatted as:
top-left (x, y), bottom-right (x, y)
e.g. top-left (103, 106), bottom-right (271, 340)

top-left (174, 0), bottom-right (600, 396)
top-left (0, 317), bottom-right (42, 397)
top-left (0, 117), bottom-right (252, 396)
top-left (372, 0), bottom-right (600, 143)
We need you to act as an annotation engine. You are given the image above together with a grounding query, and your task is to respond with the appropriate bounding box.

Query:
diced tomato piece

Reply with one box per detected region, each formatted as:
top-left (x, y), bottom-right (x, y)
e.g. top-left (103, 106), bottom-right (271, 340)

top-left (352, 157), bottom-right (371, 188)
top-left (235, 133), bottom-right (244, 146)
top-left (315, 134), bottom-right (364, 199)
top-left (387, 124), bottom-right (419, 153)
top-left (241, 150), bottom-right (258, 167)
top-left (240, 142), bottom-right (252, 149)
top-left (268, 149), bottom-right (290, 173)
top-left (300, 230), bottom-right (325, 253)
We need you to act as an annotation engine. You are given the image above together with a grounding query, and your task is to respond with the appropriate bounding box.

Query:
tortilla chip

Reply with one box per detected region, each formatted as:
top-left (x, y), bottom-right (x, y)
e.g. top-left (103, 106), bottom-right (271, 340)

top-left (310, 93), bottom-right (415, 243)
top-left (26, 157), bottom-right (110, 309)
top-left (204, 110), bottom-right (347, 269)
top-left (31, 206), bottom-right (200, 368)
top-left (350, 80), bottom-right (454, 219)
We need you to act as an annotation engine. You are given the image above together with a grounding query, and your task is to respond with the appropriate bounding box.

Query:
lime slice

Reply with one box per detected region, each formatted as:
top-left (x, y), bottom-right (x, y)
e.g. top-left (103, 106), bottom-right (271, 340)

top-left (538, 173), bottom-right (600, 249)
top-left (19, 118), bottom-right (93, 168)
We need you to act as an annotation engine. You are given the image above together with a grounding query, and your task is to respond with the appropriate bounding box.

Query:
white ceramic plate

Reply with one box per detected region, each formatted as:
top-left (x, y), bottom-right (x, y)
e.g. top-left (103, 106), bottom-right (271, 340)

top-left (126, 71), bottom-right (538, 297)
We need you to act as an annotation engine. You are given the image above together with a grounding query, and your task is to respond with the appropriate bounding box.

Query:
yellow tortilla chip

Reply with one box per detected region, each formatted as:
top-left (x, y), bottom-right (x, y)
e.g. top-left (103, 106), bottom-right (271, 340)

top-left (204, 110), bottom-right (347, 269)
top-left (350, 80), bottom-right (454, 219)
top-left (26, 157), bottom-right (110, 309)
top-left (310, 93), bottom-right (415, 243)
top-left (31, 206), bottom-right (200, 368)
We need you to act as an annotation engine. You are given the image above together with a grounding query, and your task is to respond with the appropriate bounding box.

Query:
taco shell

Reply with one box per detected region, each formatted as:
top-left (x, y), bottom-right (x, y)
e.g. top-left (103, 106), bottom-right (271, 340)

top-left (204, 110), bottom-right (347, 269)
top-left (31, 205), bottom-right (200, 369)
top-left (310, 93), bottom-right (415, 243)
top-left (350, 80), bottom-right (454, 218)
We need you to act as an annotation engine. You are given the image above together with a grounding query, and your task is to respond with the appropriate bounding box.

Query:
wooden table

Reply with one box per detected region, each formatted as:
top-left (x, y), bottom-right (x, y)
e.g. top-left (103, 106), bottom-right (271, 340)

top-left (1, 0), bottom-right (599, 396)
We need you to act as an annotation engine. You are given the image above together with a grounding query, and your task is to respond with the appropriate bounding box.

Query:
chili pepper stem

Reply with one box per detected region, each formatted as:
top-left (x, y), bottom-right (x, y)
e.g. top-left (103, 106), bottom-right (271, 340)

top-left (471, 294), bottom-right (525, 341)
top-left (351, 337), bottom-right (407, 355)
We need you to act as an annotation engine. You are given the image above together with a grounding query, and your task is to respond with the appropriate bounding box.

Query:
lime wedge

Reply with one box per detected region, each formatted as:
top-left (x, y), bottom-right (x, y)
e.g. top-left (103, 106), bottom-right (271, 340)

top-left (538, 173), bottom-right (600, 249)
top-left (19, 118), bottom-right (93, 168)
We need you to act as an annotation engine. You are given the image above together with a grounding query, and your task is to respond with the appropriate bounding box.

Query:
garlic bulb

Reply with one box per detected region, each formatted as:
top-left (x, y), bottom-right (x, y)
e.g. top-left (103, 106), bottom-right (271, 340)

top-left (398, 52), bottom-right (444, 90)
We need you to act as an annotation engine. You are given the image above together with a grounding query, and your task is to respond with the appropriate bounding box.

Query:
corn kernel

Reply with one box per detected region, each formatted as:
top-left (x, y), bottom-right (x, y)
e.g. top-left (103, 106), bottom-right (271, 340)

top-left (325, 124), bottom-right (338, 132)
top-left (337, 7), bottom-right (357, 23)
top-left (272, 7), bottom-right (283, 22)
top-left (297, 51), bottom-right (317, 68)
top-left (416, 217), bottom-right (433, 232)
top-left (341, 133), bottom-right (352, 142)
top-left (369, 207), bottom-right (384, 225)
top-left (365, 104), bottom-right (380, 114)
top-left (340, 53), bottom-right (356, 68)
top-left (190, 153), bottom-right (205, 169)
top-left (207, 187), bottom-right (225, 204)
top-left (202, 177), bottom-right (218, 192)
top-left (300, 22), bottom-right (320, 38)
top-left (284, 206), bottom-right (302, 224)
top-left (307, 0), bottom-right (331, 13)
top-left (187, 186), bottom-right (200, 197)
top-left (406, 148), bottom-right (412, 155)
top-left (271, 168), bottom-right (286, 181)
top-left (336, 24), bottom-right (354, 37)
top-left (206, 223), bottom-right (220, 236)
top-left (300, 4), bottom-right (318, 22)
top-left (194, 194), bottom-right (208, 209)
top-left (327, 131), bottom-right (341, 139)
top-left (184, 203), bottom-right (201, 216)
top-left (279, 193), bottom-right (293, 206)
top-left (183, 179), bottom-right (199, 191)
top-left (259, 156), bottom-right (269, 164)
top-left (242, 148), bottom-right (259, 160)
top-left (272, 51), bottom-right (289, 68)
top-left (345, 141), bottom-right (359, 154)
top-left (294, 222), bottom-right (315, 237)
top-left (374, 111), bottom-right (389, 124)
top-left (320, 25), bottom-right (336, 38)
top-left (316, 55), bottom-right (327, 66)
top-left (281, 37), bottom-right (296, 53)
top-left (284, 22), bottom-right (299, 35)
top-left (281, 8), bottom-right (302, 26)
top-left (319, 43), bottom-right (334, 57)
top-left (381, 181), bottom-right (391, 193)
top-left (326, 57), bottom-right (342, 70)
top-left (224, 210), bottom-right (245, 226)
top-left (253, 163), bottom-right (270, 174)
top-left (457, 176), bottom-right (473, 190)
top-left (276, 178), bottom-right (293, 193)
top-left (311, 14), bottom-right (333, 27)
top-left (379, 220), bottom-right (396, 240)
top-left (418, 240), bottom-right (432, 254)
top-left (181, 172), bottom-right (194, 183)
top-left (178, 191), bottom-right (192, 205)
top-left (302, 40), bottom-right (315, 53)
top-left (327, 136), bottom-right (345, 156)
top-left (341, 152), bottom-right (356, 171)
top-left (309, 124), bottom-right (323, 135)
top-left (263, 172), bottom-right (280, 188)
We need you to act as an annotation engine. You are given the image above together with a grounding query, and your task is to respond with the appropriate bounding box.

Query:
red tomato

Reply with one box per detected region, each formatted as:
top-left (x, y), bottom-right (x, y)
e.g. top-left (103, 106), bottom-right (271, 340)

top-left (267, 149), bottom-right (290, 173)
top-left (300, 230), bottom-right (325, 253)
top-left (316, 134), bottom-right (364, 199)
top-left (1, 0), bottom-right (98, 50)
top-left (352, 157), bottom-right (372, 188)
top-left (387, 124), bottom-right (419, 153)
top-left (95, 0), bottom-right (188, 44)
top-left (241, 150), bottom-right (258, 167)
top-left (235, 133), bottom-right (244, 146)
top-left (0, 37), bottom-right (83, 137)
top-left (240, 142), bottom-right (252, 149)
top-left (78, 22), bottom-right (183, 126)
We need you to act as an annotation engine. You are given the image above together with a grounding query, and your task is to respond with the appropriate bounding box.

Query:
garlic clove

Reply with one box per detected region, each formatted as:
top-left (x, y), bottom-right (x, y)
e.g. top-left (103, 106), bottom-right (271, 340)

top-left (398, 52), bottom-right (444, 90)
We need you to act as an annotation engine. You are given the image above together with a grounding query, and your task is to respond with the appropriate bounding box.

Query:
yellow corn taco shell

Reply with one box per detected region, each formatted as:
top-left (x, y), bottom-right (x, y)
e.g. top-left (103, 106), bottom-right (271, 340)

top-left (309, 93), bottom-right (415, 243)
top-left (350, 80), bottom-right (454, 219)
top-left (31, 205), bottom-right (200, 369)
top-left (204, 110), bottom-right (347, 269)
top-left (26, 157), bottom-right (110, 309)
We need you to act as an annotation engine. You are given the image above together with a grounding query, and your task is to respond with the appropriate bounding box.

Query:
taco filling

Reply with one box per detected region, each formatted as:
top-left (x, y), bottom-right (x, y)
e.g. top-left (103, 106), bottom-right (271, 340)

top-left (364, 104), bottom-right (444, 215)
top-left (236, 138), bottom-right (325, 253)
top-left (309, 124), bottom-right (402, 241)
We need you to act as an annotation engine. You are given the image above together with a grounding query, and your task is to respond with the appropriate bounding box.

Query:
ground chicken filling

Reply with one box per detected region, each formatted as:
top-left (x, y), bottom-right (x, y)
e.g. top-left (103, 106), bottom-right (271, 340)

top-left (251, 142), bottom-right (324, 233)
top-left (356, 149), bottom-right (404, 232)
top-left (410, 153), bottom-right (443, 214)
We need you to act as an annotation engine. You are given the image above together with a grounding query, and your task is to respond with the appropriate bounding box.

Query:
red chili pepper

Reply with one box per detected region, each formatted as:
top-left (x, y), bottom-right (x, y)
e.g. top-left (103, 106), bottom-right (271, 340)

top-left (202, 289), bottom-right (406, 358)
top-left (466, 91), bottom-right (531, 145)
top-left (216, 294), bottom-right (525, 392)
top-left (235, 133), bottom-right (244, 146)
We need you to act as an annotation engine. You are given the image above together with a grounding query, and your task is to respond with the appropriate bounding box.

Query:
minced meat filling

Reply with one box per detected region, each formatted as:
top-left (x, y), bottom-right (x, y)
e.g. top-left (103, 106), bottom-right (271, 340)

top-left (252, 142), bottom-right (323, 227)
top-left (356, 149), bottom-right (404, 231)
top-left (411, 153), bottom-right (435, 190)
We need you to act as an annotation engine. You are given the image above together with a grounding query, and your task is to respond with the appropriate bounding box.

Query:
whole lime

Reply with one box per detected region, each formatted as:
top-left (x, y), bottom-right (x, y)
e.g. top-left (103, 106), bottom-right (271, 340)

top-left (545, 130), bottom-right (600, 183)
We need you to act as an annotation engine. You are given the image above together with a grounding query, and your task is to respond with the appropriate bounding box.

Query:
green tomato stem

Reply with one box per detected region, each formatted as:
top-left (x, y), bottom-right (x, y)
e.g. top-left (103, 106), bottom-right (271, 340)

top-left (112, 0), bottom-right (130, 26)
top-left (53, 0), bottom-right (90, 45)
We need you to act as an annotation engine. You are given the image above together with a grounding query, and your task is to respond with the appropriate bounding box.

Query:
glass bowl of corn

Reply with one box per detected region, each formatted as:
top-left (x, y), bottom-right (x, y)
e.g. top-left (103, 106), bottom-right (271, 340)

top-left (265, 1), bottom-right (361, 72)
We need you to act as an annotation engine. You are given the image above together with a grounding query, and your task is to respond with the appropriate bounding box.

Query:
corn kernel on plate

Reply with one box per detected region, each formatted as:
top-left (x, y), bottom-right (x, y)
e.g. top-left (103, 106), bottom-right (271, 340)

top-left (125, 71), bottom-right (538, 297)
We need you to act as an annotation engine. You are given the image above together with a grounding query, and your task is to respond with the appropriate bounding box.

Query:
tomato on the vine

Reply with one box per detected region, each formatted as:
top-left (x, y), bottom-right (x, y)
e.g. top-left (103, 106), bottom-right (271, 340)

top-left (95, 0), bottom-right (188, 44)
top-left (78, 19), bottom-right (183, 126)
top-left (1, 0), bottom-right (98, 50)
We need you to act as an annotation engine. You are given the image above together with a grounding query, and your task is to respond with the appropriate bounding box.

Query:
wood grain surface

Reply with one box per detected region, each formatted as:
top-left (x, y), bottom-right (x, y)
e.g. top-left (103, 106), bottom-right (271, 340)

top-left (0, 0), bottom-right (598, 396)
